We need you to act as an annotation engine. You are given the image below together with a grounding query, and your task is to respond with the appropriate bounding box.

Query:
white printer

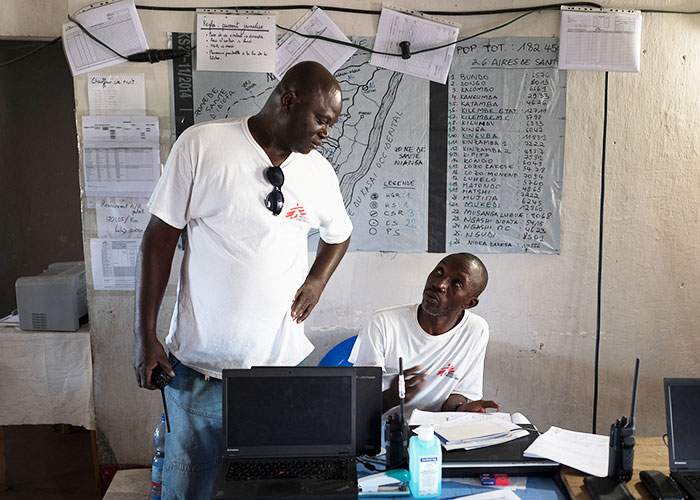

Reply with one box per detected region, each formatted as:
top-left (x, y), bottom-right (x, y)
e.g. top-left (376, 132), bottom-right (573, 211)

top-left (15, 261), bottom-right (87, 331)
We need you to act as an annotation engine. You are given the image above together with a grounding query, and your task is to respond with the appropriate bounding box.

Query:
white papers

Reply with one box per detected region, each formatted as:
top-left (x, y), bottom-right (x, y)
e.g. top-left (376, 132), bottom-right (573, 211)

top-left (81, 116), bottom-right (160, 197)
top-left (196, 12), bottom-right (276, 72)
top-left (433, 415), bottom-right (531, 451)
top-left (370, 7), bottom-right (459, 84)
top-left (62, 0), bottom-right (148, 76)
top-left (275, 7), bottom-right (356, 79)
top-left (409, 409), bottom-right (522, 426)
top-left (88, 74), bottom-right (146, 115)
top-left (96, 197), bottom-right (150, 239)
top-left (454, 490), bottom-right (520, 500)
top-left (90, 239), bottom-right (140, 290)
top-left (524, 426), bottom-right (608, 477)
top-left (558, 7), bottom-right (642, 72)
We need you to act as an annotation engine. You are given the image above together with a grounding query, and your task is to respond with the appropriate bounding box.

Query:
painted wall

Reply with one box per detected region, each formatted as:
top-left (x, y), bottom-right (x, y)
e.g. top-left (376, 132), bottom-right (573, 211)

top-left (5, 0), bottom-right (698, 464)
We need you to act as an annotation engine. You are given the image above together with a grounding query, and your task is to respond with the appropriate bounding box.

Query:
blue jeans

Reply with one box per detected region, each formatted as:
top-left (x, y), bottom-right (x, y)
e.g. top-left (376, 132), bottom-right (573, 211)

top-left (162, 357), bottom-right (224, 500)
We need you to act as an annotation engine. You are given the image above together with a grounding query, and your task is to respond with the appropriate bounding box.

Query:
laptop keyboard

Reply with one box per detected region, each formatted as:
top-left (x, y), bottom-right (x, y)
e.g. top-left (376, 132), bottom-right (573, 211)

top-left (683, 474), bottom-right (700, 491)
top-left (225, 457), bottom-right (353, 482)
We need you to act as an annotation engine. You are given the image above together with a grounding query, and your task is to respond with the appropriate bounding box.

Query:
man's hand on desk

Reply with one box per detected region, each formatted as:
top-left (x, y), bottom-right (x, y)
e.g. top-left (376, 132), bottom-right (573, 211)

top-left (133, 337), bottom-right (175, 390)
top-left (442, 394), bottom-right (500, 413)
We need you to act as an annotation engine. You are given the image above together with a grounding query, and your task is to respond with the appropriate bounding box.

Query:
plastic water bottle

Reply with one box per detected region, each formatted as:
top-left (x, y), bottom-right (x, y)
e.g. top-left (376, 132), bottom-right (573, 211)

top-left (408, 425), bottom-right (442, 498)
top-left (150, 414), bottom-right (165, 500)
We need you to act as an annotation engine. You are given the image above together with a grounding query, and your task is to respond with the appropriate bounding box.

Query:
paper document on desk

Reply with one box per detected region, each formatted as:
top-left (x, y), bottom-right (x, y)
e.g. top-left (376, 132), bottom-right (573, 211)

top-left (409, 409), bottom-right (531, 427)
top-left (523, 426), bottom-right (608, 476)
top-left (434, 418), bottom-right (530, 451)
top-left (454, 489), bottom-right (520, 500)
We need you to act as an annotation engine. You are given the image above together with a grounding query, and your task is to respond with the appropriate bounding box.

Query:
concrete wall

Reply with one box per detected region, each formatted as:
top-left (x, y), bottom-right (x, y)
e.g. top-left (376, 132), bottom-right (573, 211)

top-left (5, 0), bottom-right (699, 464)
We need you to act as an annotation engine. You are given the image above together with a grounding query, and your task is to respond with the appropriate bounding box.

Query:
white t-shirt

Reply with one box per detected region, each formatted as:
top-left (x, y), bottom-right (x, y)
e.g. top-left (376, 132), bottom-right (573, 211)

top-left (149, 117), bottom-right (352, 377)
top-left (348, 304), bottom-right (489, 415)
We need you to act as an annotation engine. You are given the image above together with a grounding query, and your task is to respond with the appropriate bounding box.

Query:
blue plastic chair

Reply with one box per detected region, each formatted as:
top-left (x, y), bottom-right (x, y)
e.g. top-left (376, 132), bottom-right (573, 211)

top-left (318, 335), bottom-right (357, 366)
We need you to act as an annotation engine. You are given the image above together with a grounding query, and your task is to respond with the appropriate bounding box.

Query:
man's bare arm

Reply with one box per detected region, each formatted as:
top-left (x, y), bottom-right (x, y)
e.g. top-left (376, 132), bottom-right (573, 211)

top-left (291, 237), bottom-right (350, 323)
top-left (442, 394), bottom-right (499, 412)
top-left (133, 215), bottom-right (182, 389)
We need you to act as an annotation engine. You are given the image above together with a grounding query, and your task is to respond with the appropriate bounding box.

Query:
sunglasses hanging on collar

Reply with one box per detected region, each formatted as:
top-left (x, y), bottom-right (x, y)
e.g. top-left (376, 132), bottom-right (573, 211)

top-left (264, 166), bottom-right (285, 216)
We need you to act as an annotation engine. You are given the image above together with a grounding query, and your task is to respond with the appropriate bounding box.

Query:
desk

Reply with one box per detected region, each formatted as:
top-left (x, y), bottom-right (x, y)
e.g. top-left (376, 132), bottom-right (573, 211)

top-left (103, 468), bottom-right (566, 499)
top-left (560, 436), bottom-right (668, 499)
top-left (0, 325), bottom-right (97, 492)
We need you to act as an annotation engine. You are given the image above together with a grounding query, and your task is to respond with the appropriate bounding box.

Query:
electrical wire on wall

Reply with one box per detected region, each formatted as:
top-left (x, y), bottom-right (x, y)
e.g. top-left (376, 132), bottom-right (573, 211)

top-left (2, 2), bottom-right (699, 68)
top-left (592, 71), bottom-right (609, 434)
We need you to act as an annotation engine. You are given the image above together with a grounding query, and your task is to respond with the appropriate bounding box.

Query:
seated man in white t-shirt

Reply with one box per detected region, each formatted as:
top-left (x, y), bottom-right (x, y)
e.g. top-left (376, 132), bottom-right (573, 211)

top-left (348, 253), bottom-right (498, 416)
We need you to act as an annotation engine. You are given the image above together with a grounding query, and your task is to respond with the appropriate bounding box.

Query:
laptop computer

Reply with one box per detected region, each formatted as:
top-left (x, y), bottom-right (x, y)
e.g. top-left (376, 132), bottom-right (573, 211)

top-left (211, 367), bottom-right (358, 499)
top-left (664, 378), bottom-right (700, 500)
top-left (441, 425), bottom-right (560, 476)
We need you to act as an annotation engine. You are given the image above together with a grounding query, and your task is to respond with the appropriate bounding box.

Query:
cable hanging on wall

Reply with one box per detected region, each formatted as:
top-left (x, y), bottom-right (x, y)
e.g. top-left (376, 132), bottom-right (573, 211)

top-left (2, 2), bottom-right (699, 68)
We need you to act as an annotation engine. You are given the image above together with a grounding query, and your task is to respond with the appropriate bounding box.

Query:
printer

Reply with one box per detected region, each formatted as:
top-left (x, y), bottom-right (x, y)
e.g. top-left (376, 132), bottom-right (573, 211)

top-left (15, 261), bottom-right (87, 331)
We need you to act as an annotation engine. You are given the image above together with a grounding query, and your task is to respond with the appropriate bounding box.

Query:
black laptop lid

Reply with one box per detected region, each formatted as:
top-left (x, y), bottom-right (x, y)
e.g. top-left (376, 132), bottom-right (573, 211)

top-left (223, 367), bottom-right (356, 458)
top-left (664, 378), bottom-right (700, 472)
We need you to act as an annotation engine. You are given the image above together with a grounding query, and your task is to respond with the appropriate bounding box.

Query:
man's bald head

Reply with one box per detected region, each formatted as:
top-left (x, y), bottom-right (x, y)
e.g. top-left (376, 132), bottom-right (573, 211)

top-left (249, 61), bottom-right (342, 156)
top-left (275, 61), bottom-right (341, 99)
top-left (447, 253), bottom-right (488, 296)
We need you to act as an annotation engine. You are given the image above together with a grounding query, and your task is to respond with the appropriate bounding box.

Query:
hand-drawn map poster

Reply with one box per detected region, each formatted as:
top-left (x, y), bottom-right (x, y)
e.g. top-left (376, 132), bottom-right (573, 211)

top-left (171, 34), bottom-right (565, 254)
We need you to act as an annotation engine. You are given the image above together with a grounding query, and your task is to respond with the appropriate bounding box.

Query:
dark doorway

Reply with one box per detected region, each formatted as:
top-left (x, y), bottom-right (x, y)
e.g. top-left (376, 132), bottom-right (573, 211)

top-left (0, 39), bottom-right (84, 315)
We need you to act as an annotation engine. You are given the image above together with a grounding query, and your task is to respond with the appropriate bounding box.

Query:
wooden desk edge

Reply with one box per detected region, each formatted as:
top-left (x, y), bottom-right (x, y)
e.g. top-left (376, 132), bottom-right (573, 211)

top-left (559, 436), bottom-right (669, 500)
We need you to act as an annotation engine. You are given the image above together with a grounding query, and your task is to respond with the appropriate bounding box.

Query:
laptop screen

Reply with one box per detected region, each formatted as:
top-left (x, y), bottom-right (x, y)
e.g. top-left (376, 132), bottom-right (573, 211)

top-left (665, 379), bottom-right (700, 469)
top-left (225, 369), bottom-right (354, 456)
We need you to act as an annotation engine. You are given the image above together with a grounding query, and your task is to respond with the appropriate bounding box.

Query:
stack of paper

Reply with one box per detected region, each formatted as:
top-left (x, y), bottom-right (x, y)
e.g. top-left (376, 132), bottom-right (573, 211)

top-left (523, 426), bottom-right (609, 477)
top-left (433, 416), bottom-right (531, 451)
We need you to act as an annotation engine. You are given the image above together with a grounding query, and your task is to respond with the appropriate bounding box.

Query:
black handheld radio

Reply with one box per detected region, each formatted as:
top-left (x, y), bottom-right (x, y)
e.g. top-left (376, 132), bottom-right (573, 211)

top-left (607, 358), bottom-right (640, 482)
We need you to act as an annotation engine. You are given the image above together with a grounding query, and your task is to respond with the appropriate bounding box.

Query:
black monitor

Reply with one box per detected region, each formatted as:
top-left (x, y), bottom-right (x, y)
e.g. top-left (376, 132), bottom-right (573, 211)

top-left (664, 378), bottom-right (700, 472)
top-left (223, 367), bottom-right (356, 458)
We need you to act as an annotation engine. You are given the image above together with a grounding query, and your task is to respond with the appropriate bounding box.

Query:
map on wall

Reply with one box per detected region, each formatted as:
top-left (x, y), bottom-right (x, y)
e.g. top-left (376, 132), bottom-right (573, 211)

top-left (171, 33), bottom-right (565, 254)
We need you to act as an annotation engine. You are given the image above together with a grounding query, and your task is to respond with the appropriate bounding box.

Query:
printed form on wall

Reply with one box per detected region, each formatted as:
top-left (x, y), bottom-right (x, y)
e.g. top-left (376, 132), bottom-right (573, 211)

top-left (62, 0), bottom-right (148, 76)
top-left (196, 11), bottom-right (276, 72)
top-left (275, 7), bottom-right (356, 80)
top-left (90, 239), bottom-right (140, 291)
top-left (446, 37), bottom-right (566, 254)
top-left (558, 7), bottom-right (642, 72)
top-left (81, 116), bottom-right (160, 198)
top-left (370, 7), bottom-right (459, 84)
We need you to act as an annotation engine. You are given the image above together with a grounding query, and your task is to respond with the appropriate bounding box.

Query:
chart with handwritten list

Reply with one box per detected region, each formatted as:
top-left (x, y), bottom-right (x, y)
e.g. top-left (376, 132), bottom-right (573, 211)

top-left (446, 37), bottom-right (565, 253)
top-left (196, 12), bottom-right (275, 72)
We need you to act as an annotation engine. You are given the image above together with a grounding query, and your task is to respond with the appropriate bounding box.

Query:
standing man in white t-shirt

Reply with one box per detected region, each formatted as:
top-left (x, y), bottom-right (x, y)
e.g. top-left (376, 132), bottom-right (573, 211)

top-left (349, 253), bottom-right (498, 417)
top-left (132, 61), bottom-right (352, 500)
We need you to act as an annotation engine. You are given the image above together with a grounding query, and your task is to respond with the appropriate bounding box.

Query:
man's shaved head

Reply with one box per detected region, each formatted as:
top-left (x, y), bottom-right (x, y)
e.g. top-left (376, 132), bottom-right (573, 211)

top-left (275, 61), bottom-right (341, 99)
top-left (249, 61), bottom-right (342, 157)
top-left (443, 253), bottom-right (488, 296)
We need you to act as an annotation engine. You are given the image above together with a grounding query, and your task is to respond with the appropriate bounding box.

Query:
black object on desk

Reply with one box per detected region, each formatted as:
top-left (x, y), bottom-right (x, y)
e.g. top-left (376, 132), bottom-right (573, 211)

top-left (608, 358), bottom-right (640, 482)
top-left (441, 425), bottom-right (559, 476)
top-left (584, 476), bottom-right (634, 500)
top-left (385, 357), bottom-right (408, 470)
top-left (213, 367), bottom-right (358, 499)
top-left (640, 470), bottom-right (686, 500)
top-left (664, 378), bottom-right (700, 500)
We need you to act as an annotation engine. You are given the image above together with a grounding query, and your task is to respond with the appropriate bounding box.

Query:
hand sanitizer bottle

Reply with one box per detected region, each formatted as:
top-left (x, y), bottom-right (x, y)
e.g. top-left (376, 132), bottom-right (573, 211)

top-left (409, 425), bottom-right (442, 498)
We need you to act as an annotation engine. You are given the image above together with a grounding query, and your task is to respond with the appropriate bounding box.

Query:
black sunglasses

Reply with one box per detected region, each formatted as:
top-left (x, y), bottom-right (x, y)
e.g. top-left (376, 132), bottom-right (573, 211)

top-left (264, 166), bottom-right (285, 216)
